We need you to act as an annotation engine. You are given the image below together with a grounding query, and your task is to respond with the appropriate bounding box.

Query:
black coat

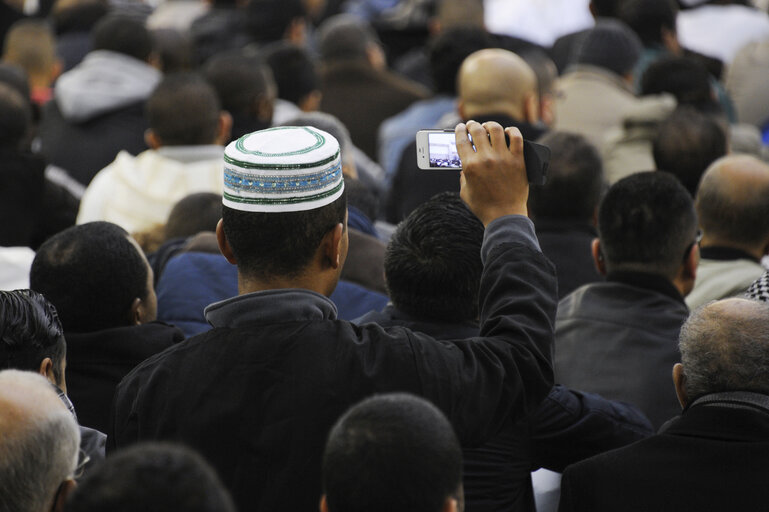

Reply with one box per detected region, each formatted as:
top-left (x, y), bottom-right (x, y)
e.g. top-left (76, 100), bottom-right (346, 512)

top-left (109, 217), bottom-right (557, 512)
top-left (559, 392), bottom-right (769, 512)
top-left (65, 322), bottom-right (184, 433)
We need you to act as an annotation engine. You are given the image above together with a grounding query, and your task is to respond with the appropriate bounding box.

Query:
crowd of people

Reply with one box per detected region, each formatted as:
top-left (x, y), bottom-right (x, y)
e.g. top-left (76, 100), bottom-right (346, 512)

top-left (2, 0), bottom-right (769, 511)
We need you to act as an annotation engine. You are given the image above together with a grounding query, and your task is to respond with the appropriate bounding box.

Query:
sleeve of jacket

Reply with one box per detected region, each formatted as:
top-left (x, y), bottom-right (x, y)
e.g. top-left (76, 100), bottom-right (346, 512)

top-left (527, 385), bottom-right (654, 472)
top-left (407, 215), bottom-right (557, 445)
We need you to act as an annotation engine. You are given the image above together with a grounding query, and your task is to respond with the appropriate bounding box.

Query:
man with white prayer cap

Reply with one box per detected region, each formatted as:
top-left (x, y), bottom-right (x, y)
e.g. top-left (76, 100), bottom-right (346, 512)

top-left (110, 122), bottom-right (558, 512)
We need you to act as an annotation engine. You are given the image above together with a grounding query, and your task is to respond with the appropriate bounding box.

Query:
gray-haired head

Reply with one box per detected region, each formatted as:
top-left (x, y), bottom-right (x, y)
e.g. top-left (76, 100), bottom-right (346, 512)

top-left (317, 14), bottom-right (380, 63)
top-left (0, 370), bottom-right (80, 512)
top-left (678, 298), bottom-right (769, 403)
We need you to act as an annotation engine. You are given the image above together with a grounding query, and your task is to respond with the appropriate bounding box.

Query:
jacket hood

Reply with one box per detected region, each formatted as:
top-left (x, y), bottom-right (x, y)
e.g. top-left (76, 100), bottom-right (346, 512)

top-left (54, 50), bottom-right (161, 123)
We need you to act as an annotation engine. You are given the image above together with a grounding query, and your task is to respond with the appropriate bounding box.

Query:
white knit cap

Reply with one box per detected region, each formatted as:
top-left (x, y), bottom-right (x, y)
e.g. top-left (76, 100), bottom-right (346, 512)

top-left (223, 126), bottom-right (344, 212)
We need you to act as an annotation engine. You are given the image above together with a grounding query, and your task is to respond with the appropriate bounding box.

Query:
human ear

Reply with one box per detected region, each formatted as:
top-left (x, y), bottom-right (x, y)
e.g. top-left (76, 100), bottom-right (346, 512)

top-left (591, 238), bottom-right (606, 275)
top-left (216, 219), bottom-right (238, 265)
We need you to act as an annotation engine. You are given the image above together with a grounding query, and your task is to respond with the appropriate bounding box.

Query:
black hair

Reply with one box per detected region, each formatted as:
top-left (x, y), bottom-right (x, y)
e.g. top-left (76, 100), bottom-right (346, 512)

top-left (598, 171), bottom-right (697, 277)
top-left (204, 52), bottom-right (274, 116)
top-left (617, 0), bottom-right (678, 47)
top-left (0, 290), bottom-right (67, 385)
top-left (263, 42), bottom-right (319, 105)
top-left (427, 26), bottom-right (492, 96)
top-left (385, 192), bottom-right (484, 322)
top-left (147, 73), bottom-right (221, 146)
top-left (244, 0), bottom-right (304, 43)
top-left (91, 15), bottom-right (153, 62)
top-left (0, 290), bottom-right (65, 385)
top-left (653, 106), bottom-right (727, 196)
top-left (640, 56), bottom-right (716, 110)
top-left (151, 28), bottom-right (194, 73)
top-left (65, 443), bottom-right (236, 512)
top-left (30, 222), bottom-right (150, 333)
top-left (221, 189), bottom-right (347, 280)
top-left (323, 393), bottom-right (462, 512)
top-left (529, 132), bottom-right (604, 222)
top-left (165, 193), bottom-right (223, 240)
top-left (590, 0), bottom-right (624, 16)
top-left (51, 1), bottom-right (108, 35)
top-left (0, 81), bottom-right (31, 150)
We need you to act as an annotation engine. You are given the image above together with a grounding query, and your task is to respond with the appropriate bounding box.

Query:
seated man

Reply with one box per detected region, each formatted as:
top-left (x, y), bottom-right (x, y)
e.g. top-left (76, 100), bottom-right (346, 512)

top-left (555, 172), bottom-right (698, 428)
top-left (110, 122), bottom-right (557, 512)
top-left (357, 192), bottom-right (652, 512)
top-left (559, 298), bottom-right (769, 511)
top-left (0, 370), bottom-right (81, 512)
top-left (686, 154), bottom-right (769, 309)
top-left (322, 393), bottom-right (463, 512)
top-left (30, 222), bottom-right (184, 433)
top-left (0, 290), bottom-right (105, 470)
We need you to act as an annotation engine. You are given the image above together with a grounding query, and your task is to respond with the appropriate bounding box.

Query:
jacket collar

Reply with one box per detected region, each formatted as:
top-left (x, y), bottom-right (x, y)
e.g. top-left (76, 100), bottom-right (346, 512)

top-left (687, 391), bottom-right (769, 415)
top-left (205, 289), bottom-right (338, 328)
top-left (606, 270), bottom-right (685, 305)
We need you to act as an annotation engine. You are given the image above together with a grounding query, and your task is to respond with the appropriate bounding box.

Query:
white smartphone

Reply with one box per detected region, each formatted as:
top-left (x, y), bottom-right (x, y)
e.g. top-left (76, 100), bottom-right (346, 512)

top-left (415, 130), bottom-right (462, 170)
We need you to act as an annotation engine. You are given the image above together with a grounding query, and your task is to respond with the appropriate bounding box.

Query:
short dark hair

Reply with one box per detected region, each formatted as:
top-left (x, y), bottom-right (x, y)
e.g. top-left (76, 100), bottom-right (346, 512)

top-left (640, 56), bottom-right (715, 110)
top-left (204, 53), bottom-right (274, 116)
top-left (529, 132), bottom-right (604, 222)
top-left (147, 73), bottom-right (221, 146)
top-left (263, 42), bottom-right (319, 105)
top-left (653, 106), bottom-right (727, 196)
top-left (617, 0), bottom-right (678, 47)
top-left (318, 15), bottom-right (379, 63)
top-left (165, 193), bottom-right (223, 240)
top-left (65, 443), bottom-right (236, 512)
top-left (590, 0), bottom-right (624, 16)
top-left (221, 189), bottom-right (347, 279)
top-left (427, 26), bottom-right (492, 96)
top-left (385, 192), bottom-right (484, 322)
top-left (696, 156), bottom-right (769, 248)
top-left (30, 222), bottom-right (150, 333)
top-left (323, 393), bottom-right (462, 512)
top-left (91, 15), bottom-right (153, 62)
top-left (244, 0), bottom-right (304, 43)
top-left (0, 81), bottom-right (31, 149)
top-left (0, 290), bottom-right (65, 386)
top-left (598, 171), bottom-right (697, 277)
top-left (151, 28), bottom-right (194, 73)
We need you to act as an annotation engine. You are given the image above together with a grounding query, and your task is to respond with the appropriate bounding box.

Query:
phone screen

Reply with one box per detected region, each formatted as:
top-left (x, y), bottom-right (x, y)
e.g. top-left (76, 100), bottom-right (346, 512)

top-left (427, 132), bottom-right (461, 168)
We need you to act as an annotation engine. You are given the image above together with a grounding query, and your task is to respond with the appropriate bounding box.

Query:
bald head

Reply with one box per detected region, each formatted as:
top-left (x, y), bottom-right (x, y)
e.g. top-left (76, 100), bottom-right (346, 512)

top-left (457, 48), bottom-right (538, 121)
top-left (0, 370), bottom-right (80, 512)
top-left (696, 155), bottom-right (769, 255)
top-left (679, 298), bottom-right (769, 403)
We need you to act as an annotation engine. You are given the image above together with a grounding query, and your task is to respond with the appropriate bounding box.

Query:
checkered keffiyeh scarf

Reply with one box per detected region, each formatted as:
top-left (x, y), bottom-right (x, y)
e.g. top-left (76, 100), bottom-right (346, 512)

top-left (746, 271), bottom-right (769, 303)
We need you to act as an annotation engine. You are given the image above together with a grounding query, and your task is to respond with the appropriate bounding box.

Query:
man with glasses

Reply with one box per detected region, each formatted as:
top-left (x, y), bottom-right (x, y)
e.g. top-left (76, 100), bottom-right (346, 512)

top-left (554, 171), bottom-right (699, 428)
top-left (0, 370), bottom-right (81, 512)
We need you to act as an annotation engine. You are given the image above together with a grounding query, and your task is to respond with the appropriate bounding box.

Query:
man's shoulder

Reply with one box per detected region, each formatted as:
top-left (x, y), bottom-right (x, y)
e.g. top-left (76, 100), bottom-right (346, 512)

top-left (558, 281), bottom-right (687, 319)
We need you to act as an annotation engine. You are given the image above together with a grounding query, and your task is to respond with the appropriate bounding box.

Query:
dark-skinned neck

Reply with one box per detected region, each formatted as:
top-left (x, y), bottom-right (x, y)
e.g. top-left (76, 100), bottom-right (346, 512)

top-left (236, 265), bottom-right (339, 298)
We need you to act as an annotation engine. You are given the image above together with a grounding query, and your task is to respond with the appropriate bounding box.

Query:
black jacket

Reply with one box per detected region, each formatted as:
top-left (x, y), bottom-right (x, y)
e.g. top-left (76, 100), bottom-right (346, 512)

top-left (109, 216), bottom-right (557, 512)
top-left (357, 305), bottom-right (652, 512)
top-left (559, 392), bottom-right (769, 512)
top-left (65, 322), bottom-right (184, 433)
top-left (554, 272), bottom-right (688, 428)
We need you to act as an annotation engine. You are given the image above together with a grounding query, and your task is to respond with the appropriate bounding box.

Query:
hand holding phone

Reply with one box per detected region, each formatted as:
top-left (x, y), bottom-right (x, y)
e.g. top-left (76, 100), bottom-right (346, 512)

top-left (415, 128), bottom-right (550, 185)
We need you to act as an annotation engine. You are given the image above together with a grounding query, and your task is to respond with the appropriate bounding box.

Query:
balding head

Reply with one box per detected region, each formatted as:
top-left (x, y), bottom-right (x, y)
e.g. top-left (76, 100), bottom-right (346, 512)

top-left (695, 155), bottom-right (769, 257)
top-left (677, 299), bottom-right (769, 406)
top-left (457, 48), bottom-right (539, 122)
top-left (0, 370), bottom-right (80, 512)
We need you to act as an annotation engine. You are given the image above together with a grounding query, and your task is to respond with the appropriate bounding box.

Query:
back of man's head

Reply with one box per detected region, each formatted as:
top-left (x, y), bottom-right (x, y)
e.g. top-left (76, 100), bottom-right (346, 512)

top-left (317, 14), bottom-right (380, 64)
top-left (263, 42), bottom-right (319, 107)
top-left (30, 222), bottom-right (154, 333)
top-left (529, 131), bottom-right (604, 223)
top-left (695, 155), bottom-right (769, 252)
top-left (2, 19), bottom-right (58, 80)
top-left (385, 192), bottom-right (484, 322)
top-left (598, 171), bottom-right (697, 278)
top-left (641, 56), bottom-right (716, 111)
top-left (590, 0), bottom-right (624, 17)
top-left (322, 393), bottom-right (463, 512)
top-left (147, 73), bottom-right (222, 146)
top-left (457, 48), bottom-right (538, 121)
top-left (427, 26), bottom-right (492, 96)
top-left (0, 81), bottom-right (31, 150)
top-left (653, 106), bottom-right (728, 196)
top-left (165, 193), bottom-right (223, 241)
top-left (0, 290), bottom-right (65, 388)
top-left (91, 15), bottom-right (153, 62)
top-left (678, 298), bottom-right (769, 402)
top-left (65, 443), bottom-right (236, 512)
top-left (244, 0), bottom-right (305, 44)
top-left (575, 18), bottom-right (642, 78)
top-left (617, 0), bottom-right (678, 48)
top-left (0, 370), bottom-right (79, 512)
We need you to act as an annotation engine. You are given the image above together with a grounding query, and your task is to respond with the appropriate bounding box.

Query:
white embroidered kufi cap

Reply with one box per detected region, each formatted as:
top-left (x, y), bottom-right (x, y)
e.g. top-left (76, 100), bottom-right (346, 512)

top-left (223, 126), bottom-right (344, 212)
